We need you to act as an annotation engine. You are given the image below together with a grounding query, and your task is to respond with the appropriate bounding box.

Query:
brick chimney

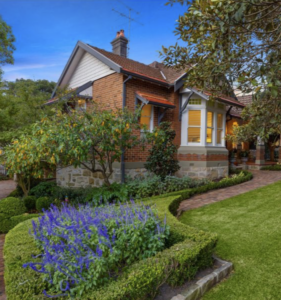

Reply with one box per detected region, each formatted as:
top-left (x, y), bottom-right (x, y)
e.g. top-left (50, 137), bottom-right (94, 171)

top-left (111, 29), bottom-right (128, 58)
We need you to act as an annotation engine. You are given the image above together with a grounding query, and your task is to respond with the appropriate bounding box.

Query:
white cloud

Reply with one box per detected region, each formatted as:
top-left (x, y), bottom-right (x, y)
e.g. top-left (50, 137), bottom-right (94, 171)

top-left (3, 63), bottom-right (58, 73)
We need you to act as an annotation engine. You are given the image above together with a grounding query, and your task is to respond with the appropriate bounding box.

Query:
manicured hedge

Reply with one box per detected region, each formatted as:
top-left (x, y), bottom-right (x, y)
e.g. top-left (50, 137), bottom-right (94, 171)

top-left (4, 196), bottom-right (217, 300)
top-left (4, 171), bottom-right (252, 300)
top-left (0, 197), bottom-right (38, 234)
top-left (261, 165), bottom-right (281, 171)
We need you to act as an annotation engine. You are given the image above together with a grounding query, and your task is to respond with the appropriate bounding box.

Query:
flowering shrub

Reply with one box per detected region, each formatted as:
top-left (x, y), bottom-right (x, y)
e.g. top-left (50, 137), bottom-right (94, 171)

top-left (23, 202), bottom-right (169, 298)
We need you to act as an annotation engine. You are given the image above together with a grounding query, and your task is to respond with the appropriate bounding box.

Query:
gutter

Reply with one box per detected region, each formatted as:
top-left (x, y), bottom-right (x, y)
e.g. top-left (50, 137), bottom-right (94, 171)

top-left (121, 75), bottom-right (132, 184)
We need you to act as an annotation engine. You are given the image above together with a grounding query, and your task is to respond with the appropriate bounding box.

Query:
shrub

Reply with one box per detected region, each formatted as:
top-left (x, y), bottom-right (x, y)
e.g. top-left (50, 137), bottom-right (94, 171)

top-left (29, 180), bottom-right (58, 198)
top-left (0, 197), bottom-right (28, 234)
top-left (7, 189), bottom-right (21, 198)
top-left (24, 202), bottom-right (169, 298)
top-left (36, 197), bottom-right (53, 212)
top-left (0, 174), bottom-right (9, 181)
top-left (145, 122), bottom-right (180, 178)
top-left (126, 175), bottom-right (209, 199)
top-left (0, 197), bottom-right (26, 219)
top-left (261, 164), bottom-right (281, 171)
top-left (23, 196), bottom-right (36, 210)
top-left (85, 183), bottom-right (129, 205)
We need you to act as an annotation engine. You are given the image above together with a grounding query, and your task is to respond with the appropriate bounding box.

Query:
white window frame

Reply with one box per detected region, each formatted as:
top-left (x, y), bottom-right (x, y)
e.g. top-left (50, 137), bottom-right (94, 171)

top-left (181, 96), bottom-right (226, 147)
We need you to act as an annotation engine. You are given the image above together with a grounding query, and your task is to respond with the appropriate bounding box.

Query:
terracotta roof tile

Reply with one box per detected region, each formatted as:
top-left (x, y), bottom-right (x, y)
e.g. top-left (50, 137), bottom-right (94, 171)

top-left (89, 46), bottom-right (185, 84)
top-left (136, 91), bottom-right (175, 108)
top-left (237, 94), bottom-right (253, 106)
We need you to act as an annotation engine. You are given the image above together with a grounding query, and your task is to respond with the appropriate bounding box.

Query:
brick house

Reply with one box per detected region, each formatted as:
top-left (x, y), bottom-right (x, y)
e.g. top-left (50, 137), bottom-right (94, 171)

top-left (47, 30), bottom-right (245, 187)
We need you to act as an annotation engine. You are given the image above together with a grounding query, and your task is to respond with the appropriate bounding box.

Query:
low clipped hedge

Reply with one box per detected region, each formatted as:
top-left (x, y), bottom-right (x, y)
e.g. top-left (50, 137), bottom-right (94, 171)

top-left (4, 196), bottom-right (217, 300)
top-left (261, 165), bottom-right (281, 171)
top-left (4, 171), bottom-right (252, 300)
top-left (0, 197), bottom-right (38, 234)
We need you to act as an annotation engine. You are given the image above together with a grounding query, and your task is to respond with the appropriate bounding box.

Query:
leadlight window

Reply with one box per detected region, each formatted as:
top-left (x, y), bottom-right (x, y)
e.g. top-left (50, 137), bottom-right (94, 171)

top-left (140, 104), bottom-right (153, 131)
top-left (217, 113), bottom-right (223, 144)
top-left (206, 111), bottom-right (213, 143)
top-left (188, 110), bottom-right (201, 143)
top-left (189, 99), bottom-right (202, 105)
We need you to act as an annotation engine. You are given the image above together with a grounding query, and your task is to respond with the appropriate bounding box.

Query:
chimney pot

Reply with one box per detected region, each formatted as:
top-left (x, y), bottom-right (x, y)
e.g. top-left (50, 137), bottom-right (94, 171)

top-left (120, 29), bottom-right (124, 37)
top-left (116, 31), bottom-right (120, 38)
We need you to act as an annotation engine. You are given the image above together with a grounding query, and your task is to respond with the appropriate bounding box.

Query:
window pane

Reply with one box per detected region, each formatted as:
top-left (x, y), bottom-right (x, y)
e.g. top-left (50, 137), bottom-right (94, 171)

top-left (207, 111), bottom-right (213, 128)
top-left (206, 128), bottom-right (212, 143)
top-left (188, 110), bottom-right (201, 126)
top-left (207, 100), bottom-right (215, 107)
top-left (217, 129), bottom-right (222, 144)
top-left (188, 127), bottom-right (201, 143)
top-left (189, 99), bottom-right (201, 105)
top-left (140, 105), bottom-right (152, 128)
top-left (217, 113), bottom-right (223, 128)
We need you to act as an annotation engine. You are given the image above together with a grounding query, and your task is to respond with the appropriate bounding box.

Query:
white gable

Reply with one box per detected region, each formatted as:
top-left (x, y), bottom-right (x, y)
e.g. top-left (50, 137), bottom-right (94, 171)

top-left (68, 52), bottom-right (116, 89)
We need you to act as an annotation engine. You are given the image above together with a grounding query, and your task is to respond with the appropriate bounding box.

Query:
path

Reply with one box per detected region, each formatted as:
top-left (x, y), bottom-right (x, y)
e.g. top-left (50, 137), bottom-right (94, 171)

top-left (179, 170), bottom-right (281, 213)
top-left (0, 180), bottom-right (16, 200)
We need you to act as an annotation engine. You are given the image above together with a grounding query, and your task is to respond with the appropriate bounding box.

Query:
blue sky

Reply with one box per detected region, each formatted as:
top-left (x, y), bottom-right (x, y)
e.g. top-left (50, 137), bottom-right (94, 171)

top-left (1, 0), bottom-right (187, 82)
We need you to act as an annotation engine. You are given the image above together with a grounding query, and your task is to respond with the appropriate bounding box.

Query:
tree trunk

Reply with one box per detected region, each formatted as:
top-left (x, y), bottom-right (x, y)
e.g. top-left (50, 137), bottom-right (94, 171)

top-left (17, 174), bottom-right (30, 197)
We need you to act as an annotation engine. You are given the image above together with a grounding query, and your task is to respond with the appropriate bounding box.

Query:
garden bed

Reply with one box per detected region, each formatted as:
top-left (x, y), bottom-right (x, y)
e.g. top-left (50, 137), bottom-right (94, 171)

top-left (3, 170), bottom-right (253, 299)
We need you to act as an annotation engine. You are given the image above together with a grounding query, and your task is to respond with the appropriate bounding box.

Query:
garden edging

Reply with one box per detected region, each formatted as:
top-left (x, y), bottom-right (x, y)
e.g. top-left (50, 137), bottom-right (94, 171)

top-left (170, 256), bottom-right (233, 300)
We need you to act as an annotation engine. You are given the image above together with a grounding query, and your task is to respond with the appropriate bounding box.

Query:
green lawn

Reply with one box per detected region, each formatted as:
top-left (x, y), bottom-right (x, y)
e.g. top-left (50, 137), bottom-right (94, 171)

top-left (180, 181), bottom-right (281, 300)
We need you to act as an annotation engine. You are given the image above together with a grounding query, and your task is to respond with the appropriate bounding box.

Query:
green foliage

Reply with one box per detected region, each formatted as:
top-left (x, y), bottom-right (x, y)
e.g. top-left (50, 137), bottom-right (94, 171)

top-left (0, 79), bottom-right (56, 146)
top-left (0, 197), bottom-right (31, 233)
top-left (3, 104), bottom-right (142, 189)
top-left (0, 174), bottom-right (9, 180)
top-left (4, 193), bottom-right (217, 300)
top-left (145, 122), bottom-right (179, 178)
top-left (7, 189), bottom-right (21, 198)
top-left (85, 182), bottom-right (129, 204)
top-left (161, 1), bottom-right (281, 96)
top-left (0, 197), bottom-right (26, 219)
top-left (126, 175), bottom-right (208, 199)
top-left (29, 181), bottom-right (58, 198)
top-left (261, 164), bottom-right (281, 171)
top-left (23, 196), bottom-right (36, 210)
top-left (36, 197), bottom-right (53, 212)
top-left (0, 16), bottom-right (15, 65)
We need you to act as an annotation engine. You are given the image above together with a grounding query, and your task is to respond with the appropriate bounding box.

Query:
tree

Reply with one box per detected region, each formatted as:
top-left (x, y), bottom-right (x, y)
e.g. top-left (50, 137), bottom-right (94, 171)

top-left (227, 91), bottom-right (281, 160)
top-left (0, 16), bottom-right (15, 66)
top-left (3, 104), bottom-right (142, 190)
top-left (3, 134), bottom-right (56, 196)
top-left (161, 0), bottom-right (281, 96)
top-left (0, 79), bottom-right (56, 146)
top-left (145, 122), bottom-right (180, 179)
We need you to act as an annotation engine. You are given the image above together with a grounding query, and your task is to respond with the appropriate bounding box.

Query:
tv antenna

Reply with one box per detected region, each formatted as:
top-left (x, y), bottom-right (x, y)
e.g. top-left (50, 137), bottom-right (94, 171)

top-left (112, 0), bottom-right (144, 56)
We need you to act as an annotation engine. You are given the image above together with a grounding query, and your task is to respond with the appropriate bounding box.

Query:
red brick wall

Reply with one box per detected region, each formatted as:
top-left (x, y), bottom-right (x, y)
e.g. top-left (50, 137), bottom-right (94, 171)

top-left (125, 78), bottom-right (181, 162)
top-left (91, 73), bottom-right (124, 109)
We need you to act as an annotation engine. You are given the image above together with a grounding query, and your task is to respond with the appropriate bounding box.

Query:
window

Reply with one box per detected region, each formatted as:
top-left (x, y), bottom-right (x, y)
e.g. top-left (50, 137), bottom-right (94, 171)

top-left (217, 113), bottom-right (223, 144)
top-left (217, 103), bottom-right (225, 110)
top-left (189, 99), bottom-right (202, 105)
top-left (77, 99), bottom-right (87, 111)
top-left (206, 111), bottom-right (213, 143)
top-left (140, 104), bottom-right (153, 131)
top-left (188, 110), bottom-right (201, 143)
top-left (207, 100), bottom-right (215, 107)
